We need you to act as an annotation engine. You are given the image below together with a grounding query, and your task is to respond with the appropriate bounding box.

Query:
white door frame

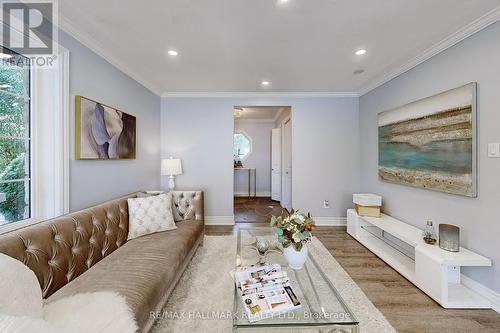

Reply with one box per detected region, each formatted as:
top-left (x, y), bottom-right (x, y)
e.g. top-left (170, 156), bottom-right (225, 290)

top-left (271, 128), bottom-right (282, 201)
top-left (280, 114), bottom-right (292, 209)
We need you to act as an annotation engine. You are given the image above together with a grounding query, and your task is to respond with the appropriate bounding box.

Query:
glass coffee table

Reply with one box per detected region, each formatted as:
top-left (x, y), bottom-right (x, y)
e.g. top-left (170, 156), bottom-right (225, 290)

top-left (233, 227), bottom-right (359, 332)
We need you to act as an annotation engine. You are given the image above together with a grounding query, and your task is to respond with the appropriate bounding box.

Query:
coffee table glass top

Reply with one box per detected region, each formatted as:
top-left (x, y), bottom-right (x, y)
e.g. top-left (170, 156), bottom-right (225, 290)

top-left (234, 227), bottom-right (359, 329)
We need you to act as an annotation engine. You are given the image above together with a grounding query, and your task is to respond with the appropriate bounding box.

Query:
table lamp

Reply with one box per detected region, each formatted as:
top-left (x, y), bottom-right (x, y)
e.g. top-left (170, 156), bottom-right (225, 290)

top-left (161, 157), bottom-right (183, 190)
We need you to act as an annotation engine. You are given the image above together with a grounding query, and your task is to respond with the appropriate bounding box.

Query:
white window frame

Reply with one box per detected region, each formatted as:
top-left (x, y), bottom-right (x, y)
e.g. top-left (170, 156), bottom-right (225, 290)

top-left (234, 130), bottom-right (253, 161)
top-left (0, 24), bottom-right (70, 234)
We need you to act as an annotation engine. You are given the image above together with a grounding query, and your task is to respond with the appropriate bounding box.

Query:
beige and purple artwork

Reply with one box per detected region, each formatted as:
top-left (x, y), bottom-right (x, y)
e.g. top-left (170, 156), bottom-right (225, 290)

top-left (76, 96), bottom-right (136, 160)
top-left (378, 83), bottom-right (477, 197)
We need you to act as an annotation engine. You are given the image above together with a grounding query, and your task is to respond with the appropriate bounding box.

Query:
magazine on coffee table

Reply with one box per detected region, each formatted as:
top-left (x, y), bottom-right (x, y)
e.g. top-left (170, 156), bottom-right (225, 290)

top-left (234, 263), bottom-right (302, 323)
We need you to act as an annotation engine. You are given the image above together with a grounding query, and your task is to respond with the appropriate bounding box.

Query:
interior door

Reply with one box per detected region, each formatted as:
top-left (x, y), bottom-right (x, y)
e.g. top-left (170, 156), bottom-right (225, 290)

top-left (271, 128), bottom-right (282, 201)
top-left (282, 119), bottom-right (292, 210)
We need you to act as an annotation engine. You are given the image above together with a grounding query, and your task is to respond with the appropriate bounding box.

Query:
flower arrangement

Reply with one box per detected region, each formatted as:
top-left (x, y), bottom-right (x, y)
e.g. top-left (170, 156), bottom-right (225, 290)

top-left (270, 209), bottom-right (315, 252)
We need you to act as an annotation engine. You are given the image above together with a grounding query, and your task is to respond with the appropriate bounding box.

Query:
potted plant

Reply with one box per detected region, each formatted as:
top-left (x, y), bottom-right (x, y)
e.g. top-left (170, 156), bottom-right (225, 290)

top-left (270, 209), bottom-right (315, 270)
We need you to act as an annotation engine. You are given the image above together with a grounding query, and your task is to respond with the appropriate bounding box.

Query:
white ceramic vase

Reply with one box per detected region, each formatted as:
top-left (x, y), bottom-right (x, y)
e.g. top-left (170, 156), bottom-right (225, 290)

top-left (283, 244), bottom-right (308, 270)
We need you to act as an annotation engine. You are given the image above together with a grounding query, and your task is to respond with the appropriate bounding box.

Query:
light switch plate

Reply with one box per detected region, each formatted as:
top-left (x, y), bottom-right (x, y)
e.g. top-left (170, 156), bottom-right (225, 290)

top-left (487, 143), bottom-right (500, 158)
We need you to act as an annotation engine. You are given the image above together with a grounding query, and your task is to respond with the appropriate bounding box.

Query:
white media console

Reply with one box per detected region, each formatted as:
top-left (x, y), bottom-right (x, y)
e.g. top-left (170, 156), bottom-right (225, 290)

top-left (347, 209), bottom-right (492, 309)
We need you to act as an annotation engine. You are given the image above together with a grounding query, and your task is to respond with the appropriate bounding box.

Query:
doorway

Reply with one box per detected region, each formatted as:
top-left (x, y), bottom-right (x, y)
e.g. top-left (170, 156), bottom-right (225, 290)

top-left (233, 106), bottom-right (292, 223)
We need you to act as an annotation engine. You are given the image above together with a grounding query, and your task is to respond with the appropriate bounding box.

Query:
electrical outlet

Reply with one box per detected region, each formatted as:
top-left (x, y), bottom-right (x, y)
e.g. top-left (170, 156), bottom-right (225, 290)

top-left (487, 143), bottom-right (500, 158)
top-left (323, 200), bottom-right (330, 209)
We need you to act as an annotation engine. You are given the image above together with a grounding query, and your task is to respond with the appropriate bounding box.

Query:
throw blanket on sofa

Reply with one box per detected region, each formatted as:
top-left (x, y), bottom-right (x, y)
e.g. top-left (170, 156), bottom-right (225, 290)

top-left (0, 253), bottom-right (137, 333)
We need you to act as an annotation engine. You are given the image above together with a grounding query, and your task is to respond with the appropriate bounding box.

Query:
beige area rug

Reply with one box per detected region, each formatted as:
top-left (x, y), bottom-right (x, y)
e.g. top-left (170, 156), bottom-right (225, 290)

top-left (152, 236), bottom-right (396, 333)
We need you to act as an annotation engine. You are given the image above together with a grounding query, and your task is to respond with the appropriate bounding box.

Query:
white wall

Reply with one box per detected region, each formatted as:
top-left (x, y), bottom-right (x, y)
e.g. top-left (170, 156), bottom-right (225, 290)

top-left (161, 96), bottom-right (360, 220)
top-left (359, 21), bottom-right (500, 293)
top-left (60, 31), bottom-right (161, 211)
top-left (234, 120), bottom-right (274, 196)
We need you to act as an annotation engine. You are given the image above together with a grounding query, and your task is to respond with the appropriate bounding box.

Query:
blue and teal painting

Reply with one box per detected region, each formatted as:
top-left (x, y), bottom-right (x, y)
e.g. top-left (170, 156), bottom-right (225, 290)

top-left (378, 84), bottom-right (476, 197)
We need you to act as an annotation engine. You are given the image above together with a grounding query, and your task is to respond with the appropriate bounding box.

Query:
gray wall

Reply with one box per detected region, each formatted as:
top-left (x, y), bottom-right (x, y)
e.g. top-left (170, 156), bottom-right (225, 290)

top-left (161, 97), bottom-right (360, 218)
top-left (60, 31), bottom-right (161, 211)
top-left (359, 21), bottom-right (500, 293)
top-left (234, 120), bottom-right (274, 195)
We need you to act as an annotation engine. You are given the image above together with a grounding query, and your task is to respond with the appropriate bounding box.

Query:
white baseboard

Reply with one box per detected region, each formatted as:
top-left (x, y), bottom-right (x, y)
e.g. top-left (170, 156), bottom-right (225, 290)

top-left (314, 217), bottom-right (347, 226)
top-left (462, 274), bottom-right (500, 313)
top-left (234, 191), bottom-right (271, 198)
top-left (205, 216), bottom-right (235, 226)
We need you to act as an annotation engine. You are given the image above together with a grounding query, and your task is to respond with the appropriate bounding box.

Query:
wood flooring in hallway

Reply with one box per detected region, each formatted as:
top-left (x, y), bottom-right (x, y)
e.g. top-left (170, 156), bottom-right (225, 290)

top-left (233, 196), bottom-right (283, 224)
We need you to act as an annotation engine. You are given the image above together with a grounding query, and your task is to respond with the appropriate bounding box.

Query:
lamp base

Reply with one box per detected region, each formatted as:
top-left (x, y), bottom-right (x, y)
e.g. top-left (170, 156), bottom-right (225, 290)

top-left (168, 175), bottom-right (176, 191)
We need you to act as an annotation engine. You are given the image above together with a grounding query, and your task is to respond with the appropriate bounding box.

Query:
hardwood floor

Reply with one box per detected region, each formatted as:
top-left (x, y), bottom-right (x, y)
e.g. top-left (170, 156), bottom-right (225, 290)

top-left (234, 197), bottom-right (283, 223)
top-left (206, 224), bottom-right (500, 333)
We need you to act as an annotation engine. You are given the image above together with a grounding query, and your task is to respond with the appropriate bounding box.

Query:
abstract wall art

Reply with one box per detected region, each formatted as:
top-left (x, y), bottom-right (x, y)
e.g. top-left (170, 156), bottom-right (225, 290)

top-left (378, 83), bottom-right (477, 197)
top-left (75, 96), bottom-right (136, 160)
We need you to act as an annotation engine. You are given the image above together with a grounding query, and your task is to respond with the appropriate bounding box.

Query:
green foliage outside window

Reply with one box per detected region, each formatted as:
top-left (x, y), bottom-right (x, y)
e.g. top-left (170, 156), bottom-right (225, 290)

top-left (0, 52), bottom-right (30, 225)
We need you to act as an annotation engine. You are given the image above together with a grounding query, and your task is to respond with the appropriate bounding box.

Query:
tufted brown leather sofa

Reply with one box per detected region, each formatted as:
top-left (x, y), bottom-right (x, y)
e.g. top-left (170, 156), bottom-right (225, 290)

top-left (0, 190), bottom-right (204, 332)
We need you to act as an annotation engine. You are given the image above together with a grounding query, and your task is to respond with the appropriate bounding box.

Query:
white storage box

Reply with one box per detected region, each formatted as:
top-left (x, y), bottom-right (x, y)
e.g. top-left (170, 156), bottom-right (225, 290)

top-left (353, 193), bottom-right (382, 207)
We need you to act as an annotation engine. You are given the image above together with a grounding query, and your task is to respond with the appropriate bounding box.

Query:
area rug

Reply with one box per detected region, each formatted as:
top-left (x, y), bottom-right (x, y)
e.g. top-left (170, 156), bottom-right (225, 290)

top-left (152, 236), bottom-right (396, 333)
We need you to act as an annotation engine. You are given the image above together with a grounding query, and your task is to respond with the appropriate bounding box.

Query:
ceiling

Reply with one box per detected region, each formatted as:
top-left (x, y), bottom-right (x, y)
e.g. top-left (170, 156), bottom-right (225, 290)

top-left (58, 0), bottom-right (500, 96)
top-left (234, 106), bottom-right (289, 120)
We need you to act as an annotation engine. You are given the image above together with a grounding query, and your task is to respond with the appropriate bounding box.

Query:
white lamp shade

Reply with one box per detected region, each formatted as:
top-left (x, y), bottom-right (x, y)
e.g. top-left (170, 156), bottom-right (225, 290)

top-left (161, 158), bottom-right (183, 176)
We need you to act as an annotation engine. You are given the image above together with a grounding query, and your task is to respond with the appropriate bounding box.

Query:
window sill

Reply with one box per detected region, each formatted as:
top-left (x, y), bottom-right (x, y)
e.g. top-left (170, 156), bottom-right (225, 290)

top-left (0, 217), bottom-right (43, 235)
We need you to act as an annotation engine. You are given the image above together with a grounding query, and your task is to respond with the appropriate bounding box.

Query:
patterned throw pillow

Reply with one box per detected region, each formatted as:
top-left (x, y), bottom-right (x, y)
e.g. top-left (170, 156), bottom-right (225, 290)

top-left (127, 193), bottom-right (176, 240)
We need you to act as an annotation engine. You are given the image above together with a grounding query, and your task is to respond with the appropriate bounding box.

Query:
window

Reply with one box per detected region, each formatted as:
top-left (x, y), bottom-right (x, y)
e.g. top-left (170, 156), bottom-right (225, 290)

top-left (234, 131), bottom-right (252, 161)
top-left (0, 47), bottom-right (31, 226)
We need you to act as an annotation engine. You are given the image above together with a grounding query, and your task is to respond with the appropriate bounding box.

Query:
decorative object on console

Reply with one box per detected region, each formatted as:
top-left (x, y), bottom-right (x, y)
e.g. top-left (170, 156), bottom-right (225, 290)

top-left (127, 193), bottom-right (176, 240)
top-left (161, 157), bottom-right (183, 190)
top-left (422, 220), bottom-right (437, 245)
top-left (378, 83), bottom-right (477, 197)
top-left (270, 209), bottom-right (315, 270)
top-left (439, 224), bottom-right (460, 252)
top-left (75, 96), bottom-right (136, 160)
top-left (353, 193), bottom-right (382, 217)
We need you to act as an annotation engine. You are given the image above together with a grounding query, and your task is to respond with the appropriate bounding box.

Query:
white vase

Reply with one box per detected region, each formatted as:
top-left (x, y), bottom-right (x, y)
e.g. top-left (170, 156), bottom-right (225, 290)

top-left (283, 244), bottom-right (308, 270)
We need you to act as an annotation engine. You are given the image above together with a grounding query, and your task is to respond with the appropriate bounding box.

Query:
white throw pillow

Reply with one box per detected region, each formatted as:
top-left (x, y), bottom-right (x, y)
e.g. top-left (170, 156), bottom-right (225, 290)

top-left (127, 193), bottom-right (176, 240)
top-left (0, 253), bottom-right (43, 318)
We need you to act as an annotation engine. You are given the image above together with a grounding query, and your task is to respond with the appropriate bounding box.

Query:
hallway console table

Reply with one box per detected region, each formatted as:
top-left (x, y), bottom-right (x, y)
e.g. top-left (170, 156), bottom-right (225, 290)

top-left (234, 168), bottom-right (256, 198)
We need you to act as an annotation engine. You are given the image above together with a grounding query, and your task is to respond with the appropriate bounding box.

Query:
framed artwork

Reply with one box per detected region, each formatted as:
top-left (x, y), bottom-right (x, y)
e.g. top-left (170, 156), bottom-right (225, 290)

top-left (378, 83), bottom-right (477, 197)
top-left (75, 96), bottom-right (136, 160)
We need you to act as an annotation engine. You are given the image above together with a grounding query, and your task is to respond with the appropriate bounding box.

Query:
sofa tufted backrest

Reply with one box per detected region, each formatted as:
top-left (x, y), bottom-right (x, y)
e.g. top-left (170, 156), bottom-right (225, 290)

top-left (0, 194), bottom-right (133, 298)
top-left (171, 191), bottom-right (204, 222)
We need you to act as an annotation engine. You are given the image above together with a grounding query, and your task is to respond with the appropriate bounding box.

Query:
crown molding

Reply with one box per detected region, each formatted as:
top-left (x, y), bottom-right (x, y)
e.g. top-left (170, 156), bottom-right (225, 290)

top-left (358, 5), bottom-right (500, 96)
top-left (162, 91), bottom-right (360, 98)
top-left (234, 118), bottom-right (276, 123)
top-left (57, 15), bottom-right (163, 96)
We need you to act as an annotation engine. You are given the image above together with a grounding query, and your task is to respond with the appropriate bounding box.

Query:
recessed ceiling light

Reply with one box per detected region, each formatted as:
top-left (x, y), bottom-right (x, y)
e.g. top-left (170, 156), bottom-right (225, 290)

top-left (280, 0), bottom-right (289, 2)
top-left (168, 50), bottom-right (179, 56)
top-left (0, 53), bottom-right (12, 59)
top-left (355, 49), bottom-right (367, 56)
top-left (261, 81), bottom-right (270, 86)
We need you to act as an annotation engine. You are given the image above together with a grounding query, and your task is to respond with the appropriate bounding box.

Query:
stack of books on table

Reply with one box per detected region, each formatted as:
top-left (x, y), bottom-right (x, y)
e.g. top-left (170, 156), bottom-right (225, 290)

top-left (353, 193), bottom-right (383, 217)
top-left (234, 263), bottom-right (302, 322)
